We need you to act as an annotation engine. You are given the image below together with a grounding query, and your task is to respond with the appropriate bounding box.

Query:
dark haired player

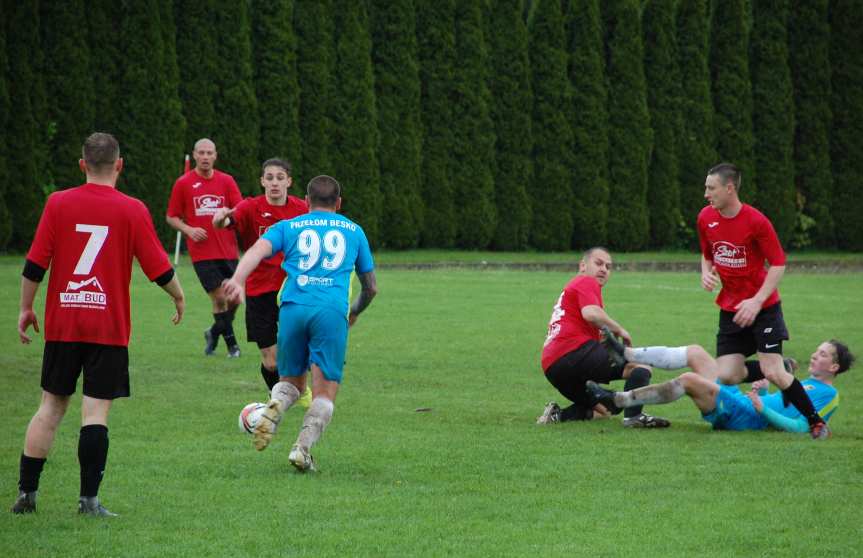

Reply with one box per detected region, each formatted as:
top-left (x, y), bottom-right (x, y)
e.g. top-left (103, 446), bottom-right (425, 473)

top-left (223, 175), bottom-right (378, 472)
top-left (213, 158), bottom-right (308, 396)
top-left (588, 340), bottom-right (853, 434)
top-left (167, 138), bottom-right (243, 357)
top-left (11, 133), bottom-right (185, 516)
top-left (698, 163), bottom-right (829, 439)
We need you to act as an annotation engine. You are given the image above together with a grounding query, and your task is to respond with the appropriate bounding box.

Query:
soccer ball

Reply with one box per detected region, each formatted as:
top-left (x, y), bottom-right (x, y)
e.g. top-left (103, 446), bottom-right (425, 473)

top-left (238, 402), bottom-right (267, 434)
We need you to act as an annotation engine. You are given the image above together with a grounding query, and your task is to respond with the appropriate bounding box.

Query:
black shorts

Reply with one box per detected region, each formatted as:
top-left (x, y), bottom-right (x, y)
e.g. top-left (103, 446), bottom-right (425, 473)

top-left (245, 291), bottom-right (279, 349)
top-left (41, 341), bottom-right (130, 400)
top-left (544, 340), bottom-right (625, 406)
top-left (193, 259), bottom-right (238, 293)
top-left (716, 302), bottom-right (789, 357)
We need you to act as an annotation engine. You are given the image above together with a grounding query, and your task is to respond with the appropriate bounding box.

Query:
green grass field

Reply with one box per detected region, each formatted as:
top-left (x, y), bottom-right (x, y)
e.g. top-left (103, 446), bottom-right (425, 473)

top-left (1, 254), bottom-right (861, 557)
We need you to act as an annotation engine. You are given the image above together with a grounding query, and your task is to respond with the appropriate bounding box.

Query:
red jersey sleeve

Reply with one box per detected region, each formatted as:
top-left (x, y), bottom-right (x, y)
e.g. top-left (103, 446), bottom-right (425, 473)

top-left (697, 208), bottom-right (713, 262)
top-left (133, 201), bottom-right (173, 280)
top-left (571, 276), bottom-right (601, 311)
top-left (166, 179), bottom-right (186, 218)
top-left (753, 213), bottom-right (786, 266)
top-left (27, 193), bottom-right (59, 268)
top-left (230, 198), bottom-right (253, 231)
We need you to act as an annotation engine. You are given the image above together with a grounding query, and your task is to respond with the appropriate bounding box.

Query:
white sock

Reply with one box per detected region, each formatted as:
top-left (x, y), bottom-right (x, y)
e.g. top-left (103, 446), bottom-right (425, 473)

top-left (625, 346), bottom-right (689, 370)
top-left (615, 379), bottom-right (686, 407)
top-left (296, 397), bottom-right (334, 450)
top-left (271, 381), bottom-right (301, 413)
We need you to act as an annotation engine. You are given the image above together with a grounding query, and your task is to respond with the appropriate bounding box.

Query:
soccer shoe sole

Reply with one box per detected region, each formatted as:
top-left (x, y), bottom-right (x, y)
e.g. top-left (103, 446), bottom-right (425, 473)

top-left (599, 326), bottom-right (627, 367)
top-left (253, 400), bottom-right (283, 451)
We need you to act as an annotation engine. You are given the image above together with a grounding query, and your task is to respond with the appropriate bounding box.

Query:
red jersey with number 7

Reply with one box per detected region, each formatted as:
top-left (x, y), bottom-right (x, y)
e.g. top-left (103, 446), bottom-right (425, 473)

top-left (229, 194), bottom-right (308, 296)
top-left (697, 203), bottom-right (786, 312)
top-left (27, 183), bottom-right (173, 346)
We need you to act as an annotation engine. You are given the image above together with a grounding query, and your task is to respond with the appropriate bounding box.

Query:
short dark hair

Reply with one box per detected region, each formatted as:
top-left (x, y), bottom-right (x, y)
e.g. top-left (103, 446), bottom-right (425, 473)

top-left (307, 175), bottom-right (341, 207)
top-left (582, 246), bottom-right (611, 262)
top-left (261, 158), bottom-right (291, 176)
top-left (828, 339), bottom-right (855, 375)
top-left (82, 132), bottom-right (119, 171)
top-left (707, 163), bottom-right (742, 191)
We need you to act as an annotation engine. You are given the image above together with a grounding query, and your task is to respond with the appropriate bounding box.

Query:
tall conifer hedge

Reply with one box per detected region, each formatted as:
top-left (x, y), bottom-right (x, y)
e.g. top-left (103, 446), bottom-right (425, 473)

top-left (790, 0), bottom-right (834, 247)
top-left (416, 0), bottom-right (457, 248)
top-left (676, 0), bottom-right (715, 245)
top-left (830, 0), bottom-right (863, 250)
top-left (451, 0), bottom-right (496, 249)
top-left (751, 0), bottom-right (796, 242)
top-left (710, 0), bottom-right (756, 202)
top-left (604, 0), bottom-right (651, 251)
top-left (528, 0), bottom-right (574, 251)
top-left (643, 0), bottom-right (682, 248)
top-left (174, 0), bottom-right (218, 154)
top-left (370, 0), bottom-right (423, 249)
top-left (487, 0), bottom-right (532, 251)
top-left (331, 0), bottom-right (381, 245)
top-left (252, 0), bottom-right (302, 178)
top-left (566, 0), bottom-right (609, 248)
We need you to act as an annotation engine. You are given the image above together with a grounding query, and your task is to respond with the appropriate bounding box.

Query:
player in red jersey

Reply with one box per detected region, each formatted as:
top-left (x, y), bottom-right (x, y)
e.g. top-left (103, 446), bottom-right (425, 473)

top-left (213, 158), bottom-right (308, 392)
top-left (11, 133), bottom-right (186, 517)
top-left (698, 162), bottom-right (829, 439)
top-left (537, 247), bottom-right (669, 428)
top-left (167, 138), bottom-right (243, 357)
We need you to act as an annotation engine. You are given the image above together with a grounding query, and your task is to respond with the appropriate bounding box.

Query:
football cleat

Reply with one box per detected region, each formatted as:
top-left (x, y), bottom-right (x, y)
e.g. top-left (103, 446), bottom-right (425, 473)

top-left (810, 420), bottom-right (831, 440)
top-left (253, 400), bottom-right (283, 451)
top-left (10, 491), bottom-right (36, 514)
top-left (226, 345), bottom-right (241, 359)
top-left (783, 357), bottom-right (799, 375)
top-left (622, 413), bottom-right (671, 428)
top-left (289, 445), bottom-right (316, 473)
top-left (536, 402), bottom-right (562, 424)
top-left (585, 381), bottom-right (623, 415)
top-left (297, 384), bottom-right (313, 409)
top-left (204, 328), bottom-right (218, 356)
top-left (600, 326), bottom-right (627, 367)
top-left (78, 496), bottom-right (117, 517)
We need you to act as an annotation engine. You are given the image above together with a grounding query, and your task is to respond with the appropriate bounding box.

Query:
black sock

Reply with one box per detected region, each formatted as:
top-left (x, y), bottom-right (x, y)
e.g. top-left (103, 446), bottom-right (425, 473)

top-left (261, 364), bottom-right (279, 391)
top-left (623, 367), bottom-right (652, 418)
top-left (781, 379), bottom-right (822, 426)
top-left (560, 404), bottom-right (592, 421)
top-left (19, 454), bottom-right (47, 493)
top-left (211, 312), bottom-right (226, 338)
top-left (217, 310), bottom-right (237, 347)
top-left (743, 361), bottom-right (765, 383)
top-left (78, 425), bottom-right (109, 498)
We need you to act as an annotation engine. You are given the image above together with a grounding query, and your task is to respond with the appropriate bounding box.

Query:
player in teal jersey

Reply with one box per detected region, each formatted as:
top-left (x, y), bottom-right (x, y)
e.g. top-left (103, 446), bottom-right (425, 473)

top-left (223, 175), bottom-right (377, 471)
top-left (586, 339), bottom-right (853, 434)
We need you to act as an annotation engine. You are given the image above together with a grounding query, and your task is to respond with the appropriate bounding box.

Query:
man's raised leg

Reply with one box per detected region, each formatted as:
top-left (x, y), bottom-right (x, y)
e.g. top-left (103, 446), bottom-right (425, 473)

top-left (254, 378), bottom-right (302, 451)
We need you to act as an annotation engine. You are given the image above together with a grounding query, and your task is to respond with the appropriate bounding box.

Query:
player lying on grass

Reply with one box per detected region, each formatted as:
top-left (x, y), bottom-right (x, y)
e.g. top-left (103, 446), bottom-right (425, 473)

top-left (586, 339), bottom-right (853, 435)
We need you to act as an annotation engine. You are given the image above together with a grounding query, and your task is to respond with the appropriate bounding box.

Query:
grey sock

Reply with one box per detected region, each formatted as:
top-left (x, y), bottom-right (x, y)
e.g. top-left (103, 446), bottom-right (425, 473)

top-left (272, 381), bottom-right (301, 413)
top-left (296, 398), bottom-right (334, 450)
top-left (615, 379), bottom-right (685, 407)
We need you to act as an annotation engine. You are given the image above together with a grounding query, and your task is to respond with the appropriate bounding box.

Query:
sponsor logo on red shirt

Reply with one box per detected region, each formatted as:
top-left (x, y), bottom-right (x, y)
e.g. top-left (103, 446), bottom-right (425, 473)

top-left (60, 276), bottom-right (107, 309)
top-left (194, 194), bottom-right (225, 216)
top-left (713, 241), bottom-right (747, 269)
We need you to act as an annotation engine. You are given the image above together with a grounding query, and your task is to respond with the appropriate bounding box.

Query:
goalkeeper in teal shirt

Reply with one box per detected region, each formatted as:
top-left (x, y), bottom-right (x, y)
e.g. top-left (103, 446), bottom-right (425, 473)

top-left (586, 339), bottom-right (853, 436)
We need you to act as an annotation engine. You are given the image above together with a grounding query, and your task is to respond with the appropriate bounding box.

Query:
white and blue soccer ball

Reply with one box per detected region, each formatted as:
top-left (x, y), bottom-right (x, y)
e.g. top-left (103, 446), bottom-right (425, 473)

top-left (238, 402), bottom-right (267, 434)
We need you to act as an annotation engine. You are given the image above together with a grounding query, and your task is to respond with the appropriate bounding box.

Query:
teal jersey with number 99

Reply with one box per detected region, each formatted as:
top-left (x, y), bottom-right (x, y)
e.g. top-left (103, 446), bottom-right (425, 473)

top-left (263, 211), bottom-right (374, 316)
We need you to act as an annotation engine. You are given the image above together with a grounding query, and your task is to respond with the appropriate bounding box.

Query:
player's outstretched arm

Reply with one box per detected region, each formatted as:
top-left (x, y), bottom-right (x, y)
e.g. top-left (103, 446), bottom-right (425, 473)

top-left (212, 207), bottom-right (235, 229)
top-left (349, 271), bottom-right (378, 327)
top-left (223, 238), bottom-right (273, 304)
top-left (581, 304), bottom-right (632, 346)
top-left (18, 276), bottom-right (41, 344)
top-left (159, 275), bottom-right (185, 325)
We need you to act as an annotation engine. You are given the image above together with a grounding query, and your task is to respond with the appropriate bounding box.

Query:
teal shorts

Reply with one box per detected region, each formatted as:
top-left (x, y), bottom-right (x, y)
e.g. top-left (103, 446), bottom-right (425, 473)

top-left (702, 384), bottom-right (768, 431)
top-left (277, 303), bottom-right (348, 383)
